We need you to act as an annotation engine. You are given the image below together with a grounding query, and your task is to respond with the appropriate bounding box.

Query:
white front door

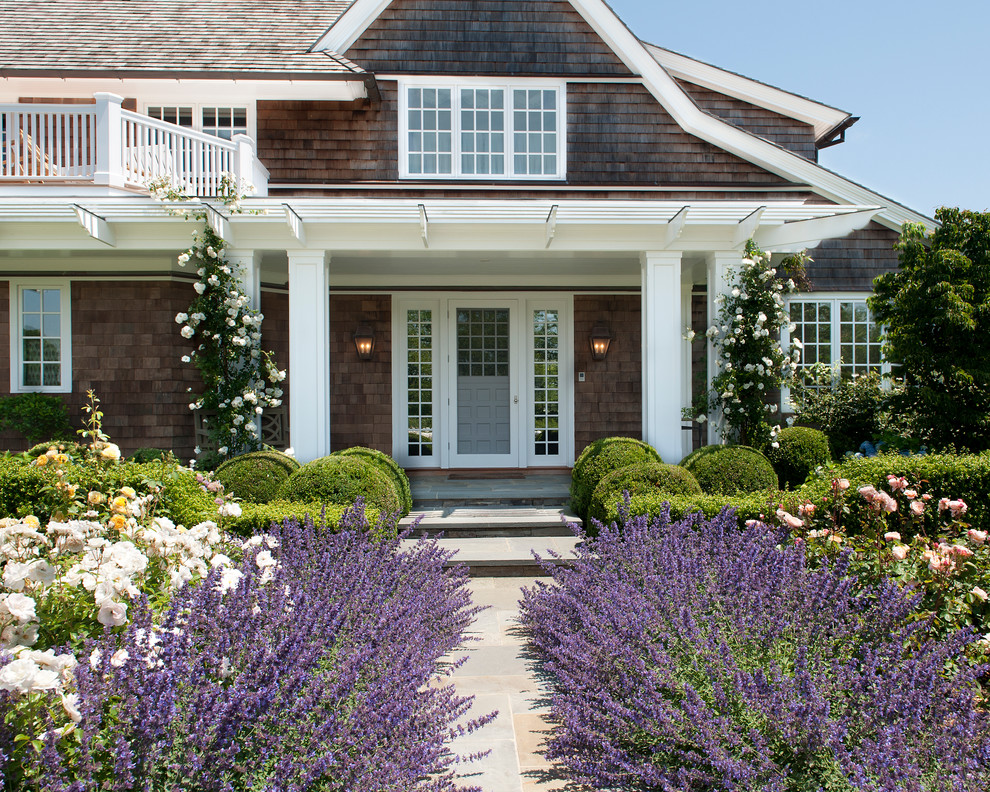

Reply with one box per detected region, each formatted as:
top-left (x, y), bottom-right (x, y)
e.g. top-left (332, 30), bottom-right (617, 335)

top-left (393, 294), bottom-right (573, 469)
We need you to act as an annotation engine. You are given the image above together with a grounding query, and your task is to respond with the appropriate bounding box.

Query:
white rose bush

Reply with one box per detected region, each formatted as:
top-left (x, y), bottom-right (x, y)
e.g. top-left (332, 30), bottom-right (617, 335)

top-left (151, 175), bottom-right (286, 467)
top-left (698, 240), bottom-right (807, 448)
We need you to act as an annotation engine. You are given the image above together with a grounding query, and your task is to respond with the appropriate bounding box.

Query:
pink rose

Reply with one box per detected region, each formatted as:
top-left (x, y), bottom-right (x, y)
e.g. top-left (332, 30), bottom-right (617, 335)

top-left (859, 485), bottom-right (878, 500)
top-left (948, 499), bottom-right (968, 518)
top-left (775, 509), bottom-right (803, 529)
top-left (938, 498), bottom-right (950, 512)
top-left (878, 492), bottom-right (898, 513)
top-left (910, 500), bottom-right (925, 516)
top-left (886, 475), bottom-right (908, 492)
top-left (835, 478), bottom-right (850, 491)
top-left (904, 489), bottom-right (918, 499)
top-left (891, 545), bottom-right (909, 561)
top-left (950, 544), bottom-right (974, 558)
top-left (798, 503), bottom-right (816, 517)
top-left (967, 529), bottom-right (987, 545)
top-left (884, 531), bottom-right (901, 543)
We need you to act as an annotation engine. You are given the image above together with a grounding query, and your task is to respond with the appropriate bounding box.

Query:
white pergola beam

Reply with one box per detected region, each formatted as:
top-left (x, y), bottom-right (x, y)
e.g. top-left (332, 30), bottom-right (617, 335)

top-left (664, 205), bottom-right (689, 247)
top-left (204, 204), bottom-right (232, 242)
top-left (754, 208), bottom-right (880, 251)
top-left (284, 204), bottom-right (306, 246)
top-left (418, 204), bottom-right (429, 248)
top-left (72, 205), bottom-right (115, 247)
top-left (545, 204), bottom-right (558, 248)
top-left (733, 206), bottom-right (765, 248)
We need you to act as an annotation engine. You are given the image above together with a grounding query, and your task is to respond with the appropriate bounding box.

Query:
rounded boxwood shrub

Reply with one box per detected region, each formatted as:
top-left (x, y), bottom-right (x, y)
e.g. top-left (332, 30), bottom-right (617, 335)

top-left (571, 437), bottom-right (662, 518)
top-left (587, 462), bottom-right (702, 525)
top-left (333, 446), bottom-right (412, 515)
top-left (764, 427), bottom-right (830, 489)
top-left (279, 455), bottom-right (401, 515)
top-left (680, 445), bottom-right (778, 496)
top-left (215, 451), bottom-right (298, 504)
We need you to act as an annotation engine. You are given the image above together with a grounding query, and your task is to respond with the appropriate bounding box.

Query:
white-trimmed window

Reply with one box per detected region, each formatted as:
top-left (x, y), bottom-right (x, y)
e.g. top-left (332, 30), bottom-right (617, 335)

top-left (787, 296), bottom-right (885, 378)
top-left (145, 105), bottom-right (250, 140)
top-left (399, 81), bottom-right (565, 179)
top-left (10, 281), bottom-right (71, 393)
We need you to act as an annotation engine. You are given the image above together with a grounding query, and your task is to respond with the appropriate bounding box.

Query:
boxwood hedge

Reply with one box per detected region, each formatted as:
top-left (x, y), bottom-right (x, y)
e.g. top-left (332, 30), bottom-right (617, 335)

top-left (571, 437), bottom-right (661, 518)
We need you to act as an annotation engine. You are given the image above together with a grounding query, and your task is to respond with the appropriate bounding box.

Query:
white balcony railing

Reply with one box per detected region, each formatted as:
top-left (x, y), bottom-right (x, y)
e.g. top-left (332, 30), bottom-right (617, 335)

top-left (0, 93), bottom-right (268, 196)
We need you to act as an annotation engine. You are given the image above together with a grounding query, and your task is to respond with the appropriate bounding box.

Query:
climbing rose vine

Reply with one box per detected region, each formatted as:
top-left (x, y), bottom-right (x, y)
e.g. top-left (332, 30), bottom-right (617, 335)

top-left (152, 176), bottom-right (285, 465)
top-left (701, 240), bottom-right (807, 448)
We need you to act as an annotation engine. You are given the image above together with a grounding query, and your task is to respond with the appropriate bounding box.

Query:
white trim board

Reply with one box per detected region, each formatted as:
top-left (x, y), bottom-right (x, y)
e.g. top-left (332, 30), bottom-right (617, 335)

top-left (312, 0), bottom-right (935, 234)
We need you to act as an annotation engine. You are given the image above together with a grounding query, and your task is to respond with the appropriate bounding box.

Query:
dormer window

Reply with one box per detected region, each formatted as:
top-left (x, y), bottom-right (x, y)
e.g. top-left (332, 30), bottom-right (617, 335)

top-left (399, 81), bottom-right (565, 180)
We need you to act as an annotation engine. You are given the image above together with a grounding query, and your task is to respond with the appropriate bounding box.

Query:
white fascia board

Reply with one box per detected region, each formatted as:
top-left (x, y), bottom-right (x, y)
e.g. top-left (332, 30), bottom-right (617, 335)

top-left (311, 0), bottom-right (395, 54)
top-left (642, 43), bottom-right (851, 141)
top-left (0, 77), bottom-right (367, 103)
top-left (562, 0), bottom-right (936, 234)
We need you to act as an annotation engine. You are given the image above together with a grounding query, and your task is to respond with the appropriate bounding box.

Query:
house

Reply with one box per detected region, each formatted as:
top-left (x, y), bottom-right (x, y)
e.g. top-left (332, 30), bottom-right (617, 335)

top-left (0, 0), bottom-right (932, 467)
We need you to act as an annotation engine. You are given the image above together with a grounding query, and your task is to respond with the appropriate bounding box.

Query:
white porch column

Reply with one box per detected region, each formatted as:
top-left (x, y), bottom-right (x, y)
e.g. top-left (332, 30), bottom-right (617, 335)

top-left (225, 249), bottom-right (261, 309)
top-left (287, 250), bottom-right (331, 462)
top-left (641, 250), bottom-right (683, 463)
top-left (705, 251), bottom-right (741, 445)
top-left (93, 93), bottom-right (124, 189)
top-left (680, 277), bottom-right (694, 460)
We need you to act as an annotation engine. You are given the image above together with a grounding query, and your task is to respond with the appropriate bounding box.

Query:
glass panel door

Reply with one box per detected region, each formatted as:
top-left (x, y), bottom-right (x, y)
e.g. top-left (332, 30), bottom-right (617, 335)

top-left (449, 303), bottom-right (518, 467)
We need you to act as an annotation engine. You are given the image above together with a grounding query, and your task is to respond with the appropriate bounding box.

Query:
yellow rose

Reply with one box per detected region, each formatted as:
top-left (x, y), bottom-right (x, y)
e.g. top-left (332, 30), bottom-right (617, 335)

top-left (23, 515), bottom-right (40, 530)
top-left (120, 486), bottom-right (136, 499)
top-left (35, 454), bottom-right (48, 467)
top-left (56, 454), bottom-right (69, 465)
top-left (109, 514), bottom-right (127, 531)
top-left (111, 496), bottom-right (128, 513)
top-left (87, 491), bottom-right (105, 505)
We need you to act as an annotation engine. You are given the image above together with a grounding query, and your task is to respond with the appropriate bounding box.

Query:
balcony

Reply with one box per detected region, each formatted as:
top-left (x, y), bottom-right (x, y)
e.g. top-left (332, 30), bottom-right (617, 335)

top-left (0, 93), bottom-right (268, 197)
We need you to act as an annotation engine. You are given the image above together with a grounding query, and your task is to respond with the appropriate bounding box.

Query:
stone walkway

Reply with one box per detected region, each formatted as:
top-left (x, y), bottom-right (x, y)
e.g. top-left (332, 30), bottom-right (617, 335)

top-left (448, 576), bottom-right (568, 792)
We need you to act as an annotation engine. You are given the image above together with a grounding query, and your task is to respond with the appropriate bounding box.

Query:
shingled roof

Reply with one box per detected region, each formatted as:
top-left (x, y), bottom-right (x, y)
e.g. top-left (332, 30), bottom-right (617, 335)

top-left (0, 0), bottom-right (362, 77)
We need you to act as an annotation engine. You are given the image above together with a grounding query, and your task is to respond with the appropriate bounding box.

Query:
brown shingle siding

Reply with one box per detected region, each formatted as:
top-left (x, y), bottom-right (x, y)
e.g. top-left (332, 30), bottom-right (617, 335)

top-left (574, 295), bottom-right (642, 453)
top-left (805, 222), bottom-right (901, 291)
top-left (346, 0), bottom-right (632, 75)
top-left (677, 80), bottom-right (818, 161)
top-left (329, 295), bottom-right (392, 454)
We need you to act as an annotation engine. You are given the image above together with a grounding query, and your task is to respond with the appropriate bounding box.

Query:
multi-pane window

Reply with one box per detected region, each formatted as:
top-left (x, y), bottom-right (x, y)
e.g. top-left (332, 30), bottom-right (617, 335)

top-left (456, 309), bottom-right (509, 377)
top-left (533, 309), bottom-right (560, 456)
top-left (513, 89), bottom-right (558, 177)
top-left (403, 83), bottom-right (563, 179)
top-left (146, 105), bottom-right (249, 139)
top-left (13, 284), bottom-right (70, 392)
top-left (406, 310), bottom-right (434, 457)
top-left (788, 297), bottom-right (884, 379)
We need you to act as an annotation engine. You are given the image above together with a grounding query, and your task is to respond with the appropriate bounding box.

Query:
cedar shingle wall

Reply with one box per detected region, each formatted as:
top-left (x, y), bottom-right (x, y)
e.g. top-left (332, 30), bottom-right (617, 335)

top-left (0, 281), bottom-right (201, 456)
top-left (258, 88), bottom-right (399, 183)
top-left (346, 0), bottom-right (632, 75)
top-left (567, 84), bottom-right (789, 186)
top-left (329, 295), bottom-right (392, 454)
top-left (677, 81), bottom-right (818, 162)
top-left (806, 222), bottom-right (901, 291)
top-left (574, 295), bottom-right (642, 454)
top-left (260, 83), bottom-right (790, 188)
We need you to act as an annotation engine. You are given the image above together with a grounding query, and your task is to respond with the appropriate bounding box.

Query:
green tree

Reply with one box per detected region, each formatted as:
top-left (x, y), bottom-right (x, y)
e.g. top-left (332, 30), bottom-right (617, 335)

top-left (869, 208), bottom-right (990, 451)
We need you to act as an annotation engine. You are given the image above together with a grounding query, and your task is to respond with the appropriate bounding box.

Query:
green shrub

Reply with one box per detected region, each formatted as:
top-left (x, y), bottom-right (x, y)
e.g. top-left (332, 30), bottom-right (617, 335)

top-left (598, 488), bottom-right (782, 527)
top-left (333, 446), bottom-right (412, 515)
top-left (588, 462), bottom-right (702, 526)
top-left (249, 449), bottom-right (301, 475)
top-left (764, 427), bottom-right (830, 489)
top-left (222, 500), bottom-right (385, 539)
top-left (214, 451), bottom-right (297, 504)
top-left (128, 447), bottom-right (176, 464)
top-left (0, 457), bottom-right (215, 528)
top-left (680, 445), bottom-right (778, 495)
top-left (279, 455), bottom-right (401, 515)
top-left (0, 393), bottom-right (73, 447)
top-left (26, 440), bottom-right (85, 460)
top-left (571, 437), bottom-right (661, 518)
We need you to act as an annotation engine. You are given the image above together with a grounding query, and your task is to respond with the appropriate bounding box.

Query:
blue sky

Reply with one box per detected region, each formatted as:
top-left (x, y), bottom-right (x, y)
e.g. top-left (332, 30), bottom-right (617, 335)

top-left (606, 0), bottom-right (990, 218)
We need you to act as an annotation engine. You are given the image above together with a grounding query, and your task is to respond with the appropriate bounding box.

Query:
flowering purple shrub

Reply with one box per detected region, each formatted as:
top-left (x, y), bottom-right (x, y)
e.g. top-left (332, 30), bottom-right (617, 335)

top-left (520, 507), bottom-right (990, 791)
top-left (15, 503), bottom-right (492, 791)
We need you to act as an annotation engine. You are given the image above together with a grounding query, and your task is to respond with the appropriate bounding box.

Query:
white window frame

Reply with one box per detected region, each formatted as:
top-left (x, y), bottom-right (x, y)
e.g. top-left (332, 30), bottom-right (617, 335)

top-left (781, 292), bottom-right (891, 410)
top-left (142, 102), bottom-right (255, 141)
top-left (9, 280), bottom-right (72, 394)
top-left (398, 77), bottom-right (567, 181)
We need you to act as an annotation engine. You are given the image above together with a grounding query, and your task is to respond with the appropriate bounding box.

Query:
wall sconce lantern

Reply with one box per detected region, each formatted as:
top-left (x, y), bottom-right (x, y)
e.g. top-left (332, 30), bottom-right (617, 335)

top-left (353, 325), bottom-right (375, 361)
top-left (590, 325), bottom-right (612, 361)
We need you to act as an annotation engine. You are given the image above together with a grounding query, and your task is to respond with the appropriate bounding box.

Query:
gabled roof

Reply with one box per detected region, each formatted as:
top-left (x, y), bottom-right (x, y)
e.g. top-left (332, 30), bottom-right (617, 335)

top-left (315, 0), bottom-right (933, 232)
top-left (642, 43), bottom-right (854, 144)
top-left (0, 0), bottom-right (361, 77)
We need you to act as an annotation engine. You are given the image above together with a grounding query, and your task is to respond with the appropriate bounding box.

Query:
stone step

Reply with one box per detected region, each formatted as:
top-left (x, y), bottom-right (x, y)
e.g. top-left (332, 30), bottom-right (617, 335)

top-left (400, 506), bottom-right (581, 538)
top-left (412, 496), bottom-right (570, 509)
top-left (401, 535), bottom-right (582, 577)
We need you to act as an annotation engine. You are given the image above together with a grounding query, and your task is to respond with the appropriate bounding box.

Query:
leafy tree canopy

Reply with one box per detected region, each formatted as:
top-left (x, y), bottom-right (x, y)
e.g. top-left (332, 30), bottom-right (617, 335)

top-left (869, 208), bottom-right (990, 451)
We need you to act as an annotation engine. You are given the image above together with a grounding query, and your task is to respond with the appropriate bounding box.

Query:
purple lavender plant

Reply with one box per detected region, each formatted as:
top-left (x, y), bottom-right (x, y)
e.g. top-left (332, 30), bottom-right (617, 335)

top-left (520, 506), bottom-right (990, 791)
top-left (27, 502), bottom-right (493, 791)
